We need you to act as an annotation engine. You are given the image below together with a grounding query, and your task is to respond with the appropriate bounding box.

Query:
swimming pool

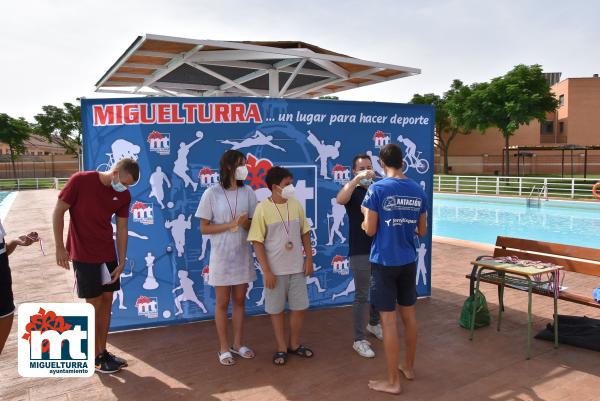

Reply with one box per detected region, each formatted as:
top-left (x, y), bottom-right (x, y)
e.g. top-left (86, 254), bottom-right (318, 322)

top-left (0, 191), bottom-right (16, 221)
top-left (432, 193), bottom-right (600, 248)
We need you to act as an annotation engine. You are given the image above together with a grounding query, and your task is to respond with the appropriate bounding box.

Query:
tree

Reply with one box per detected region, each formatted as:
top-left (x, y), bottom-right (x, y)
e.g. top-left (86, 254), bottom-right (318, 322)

top-left (0, 114), bottom-right (32, 179)
top-left (410, 93), bottom-right (452, 173)
top-left (473, 65), bottom-right (558, 176)
top-left (442, 80), bottom-right (483, 172)
top-left (33, 102), bottom-right (82, 155)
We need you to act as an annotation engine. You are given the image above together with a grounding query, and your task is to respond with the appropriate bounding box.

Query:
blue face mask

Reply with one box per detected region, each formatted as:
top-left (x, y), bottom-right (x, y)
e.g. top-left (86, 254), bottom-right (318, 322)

top-left (111, 174), bottom-right (127, 192)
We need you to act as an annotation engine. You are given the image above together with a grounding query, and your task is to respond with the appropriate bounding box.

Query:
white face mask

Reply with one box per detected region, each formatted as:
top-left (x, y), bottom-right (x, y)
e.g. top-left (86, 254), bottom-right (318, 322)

top-left (235, 165), bottom-right (248, 180)
top-left (359, 178), bottom-right (373, 187)
top-left (111, 172), bottom-right (127, 192)
top-left (281, 184), bottom-right (295, 199)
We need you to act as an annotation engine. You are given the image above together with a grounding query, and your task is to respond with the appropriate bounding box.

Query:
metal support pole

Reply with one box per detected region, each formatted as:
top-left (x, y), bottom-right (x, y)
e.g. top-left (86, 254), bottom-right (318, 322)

top-left (497, 272), bottom-right (505, 331)
top-left (554, 274), bottom-right (559, 349)
top-left (268, 70), bottom-right (279, 98)
top-left (527, 280), bottom-right (533, 359)
top-left (570, 149), bottom-right (574, 177)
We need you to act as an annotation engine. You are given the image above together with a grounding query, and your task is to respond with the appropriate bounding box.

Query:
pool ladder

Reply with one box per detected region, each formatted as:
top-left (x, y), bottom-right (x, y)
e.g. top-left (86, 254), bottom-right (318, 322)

top-left (526, 184), bottom-right (547, 208)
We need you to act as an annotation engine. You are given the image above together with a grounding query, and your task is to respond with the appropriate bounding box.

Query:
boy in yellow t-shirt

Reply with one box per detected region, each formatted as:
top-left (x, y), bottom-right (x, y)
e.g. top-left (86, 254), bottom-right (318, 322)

top-left (248, 166), bottom-right (314, 366)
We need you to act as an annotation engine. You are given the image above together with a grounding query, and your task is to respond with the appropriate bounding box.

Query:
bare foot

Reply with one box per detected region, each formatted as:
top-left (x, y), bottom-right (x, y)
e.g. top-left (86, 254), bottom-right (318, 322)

top-left (368, 379), bottom-right (401, 394)
top-left (398, 366), bottom-right (415, 380)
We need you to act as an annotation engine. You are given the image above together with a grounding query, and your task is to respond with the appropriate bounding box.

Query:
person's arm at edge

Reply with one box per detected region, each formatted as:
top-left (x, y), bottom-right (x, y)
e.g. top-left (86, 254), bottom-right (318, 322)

top-left (6, 234), bottom-right (35, 256)
top-left (335, 175), bottom-right (361, 205)
top-left (111, 216), bottom-right (128, 282)
top-left (200, 218), bottom-right (236, 235)
top-left (252, 241), bottom-right (275, 289)
top-left (361, 207), bottom-right (379, 237)
top-left (301, 231), bottom-right (313, 276)
top-left (416, 212), bottom-right (428, 237)
top-left (52, 199), bottom-right (71, 269)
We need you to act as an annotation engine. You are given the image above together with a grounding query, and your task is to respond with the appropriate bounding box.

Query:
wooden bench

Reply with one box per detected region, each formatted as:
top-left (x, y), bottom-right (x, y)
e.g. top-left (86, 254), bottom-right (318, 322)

top-left (467, 236), bottom-right (600, 309)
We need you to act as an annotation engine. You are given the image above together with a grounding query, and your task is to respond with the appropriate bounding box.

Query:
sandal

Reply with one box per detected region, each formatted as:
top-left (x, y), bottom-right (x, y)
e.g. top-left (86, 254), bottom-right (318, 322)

top-left (287, 345), bottom-right (314, 358)
top-left (230, 345), bottom-right (255, 359)
top-left (272, 351), bottom-right (288, 365)
top-left (218, 351), bottom-right (235, 366)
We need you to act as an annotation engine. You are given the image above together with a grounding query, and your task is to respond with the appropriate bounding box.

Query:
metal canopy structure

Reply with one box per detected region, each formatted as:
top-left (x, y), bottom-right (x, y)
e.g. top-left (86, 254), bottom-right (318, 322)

top-left (509, 144), bottom-right (600, 178)
top-left (95, 34), bottom-right (420, 98)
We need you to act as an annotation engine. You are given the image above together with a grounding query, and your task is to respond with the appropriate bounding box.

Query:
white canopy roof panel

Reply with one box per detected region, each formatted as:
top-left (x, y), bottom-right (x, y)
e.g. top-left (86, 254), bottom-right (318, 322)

top-left (95, 34), bottom-right (421, 98)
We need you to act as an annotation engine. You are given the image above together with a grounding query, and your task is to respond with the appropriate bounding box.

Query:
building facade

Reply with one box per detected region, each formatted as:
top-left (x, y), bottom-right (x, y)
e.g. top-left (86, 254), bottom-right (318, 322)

top-left (441, 76), bottom-right (600, 175)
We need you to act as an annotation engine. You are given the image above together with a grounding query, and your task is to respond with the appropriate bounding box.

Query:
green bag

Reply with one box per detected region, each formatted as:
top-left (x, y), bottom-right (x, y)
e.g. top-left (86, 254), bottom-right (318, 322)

top-left (459, 291), bottom-right (491, 329)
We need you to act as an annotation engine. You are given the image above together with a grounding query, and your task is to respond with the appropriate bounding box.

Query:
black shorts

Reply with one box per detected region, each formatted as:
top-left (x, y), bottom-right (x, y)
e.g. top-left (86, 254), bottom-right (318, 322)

top-left (0, 249), bottom-right (15, 318)
top-left (371, 262), bottom-right (417, 311)
top-left (73, 260), bottom-right (120, 299)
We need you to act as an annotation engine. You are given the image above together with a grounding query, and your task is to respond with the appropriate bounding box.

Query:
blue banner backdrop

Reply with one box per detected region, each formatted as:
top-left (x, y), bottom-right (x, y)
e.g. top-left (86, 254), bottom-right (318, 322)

top-left (81, 97), bottom-right (434, 331)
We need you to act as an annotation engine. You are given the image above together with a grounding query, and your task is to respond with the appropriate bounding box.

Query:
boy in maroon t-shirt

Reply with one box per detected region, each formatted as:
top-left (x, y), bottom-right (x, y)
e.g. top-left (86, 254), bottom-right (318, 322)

top-left (53, 158), bottom-right (139, 374)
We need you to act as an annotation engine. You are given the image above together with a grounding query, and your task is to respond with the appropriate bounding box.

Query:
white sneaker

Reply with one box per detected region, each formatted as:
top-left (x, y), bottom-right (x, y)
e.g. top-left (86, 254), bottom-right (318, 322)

top-left (366, 324), bottom-right (383, 340)
top-left (353, 340), bottom-right (375, 358)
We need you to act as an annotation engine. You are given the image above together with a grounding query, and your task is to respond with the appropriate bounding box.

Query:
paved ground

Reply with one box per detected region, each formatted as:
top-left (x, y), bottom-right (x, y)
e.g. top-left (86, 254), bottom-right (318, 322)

top-left (1, 189), bottom-right (599, 401)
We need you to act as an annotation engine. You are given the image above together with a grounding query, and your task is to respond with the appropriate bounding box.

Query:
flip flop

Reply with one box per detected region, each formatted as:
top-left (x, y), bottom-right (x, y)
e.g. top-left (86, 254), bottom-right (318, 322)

top-left (217, 351), bottom-right (235, 366)
top-left (273, 351), bottom-right (288, 365)
top-left (287, 345), bottom-right (314, 358)
top-left (229, 345), bottom-right (255, 359)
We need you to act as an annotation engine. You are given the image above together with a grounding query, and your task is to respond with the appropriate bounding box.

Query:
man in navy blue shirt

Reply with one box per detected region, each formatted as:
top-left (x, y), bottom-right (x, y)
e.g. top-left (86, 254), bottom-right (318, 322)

top-left (336, 154), bottom-right (382, 359)
top-left (361, 143), bottom-right (428, 395)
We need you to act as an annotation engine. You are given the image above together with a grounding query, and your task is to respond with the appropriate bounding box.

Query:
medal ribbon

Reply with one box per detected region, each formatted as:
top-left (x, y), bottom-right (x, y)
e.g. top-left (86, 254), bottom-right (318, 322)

top-left (271, 198), bottom-right (291, 241)
top-left (221, 186), bottom-right (239, 223)
top-left (27, 234), bottom-right (45, 256)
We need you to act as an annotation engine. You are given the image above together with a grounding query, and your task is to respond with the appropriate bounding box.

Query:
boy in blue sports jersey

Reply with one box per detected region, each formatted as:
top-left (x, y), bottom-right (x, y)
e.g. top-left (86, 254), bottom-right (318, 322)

top-left (361, 143), bottom-right (428, 395)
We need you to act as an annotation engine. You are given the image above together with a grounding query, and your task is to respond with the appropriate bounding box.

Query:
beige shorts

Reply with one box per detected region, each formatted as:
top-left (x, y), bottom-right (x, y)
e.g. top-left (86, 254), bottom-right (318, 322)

top-left (264, 272), bottom-right (309, 314)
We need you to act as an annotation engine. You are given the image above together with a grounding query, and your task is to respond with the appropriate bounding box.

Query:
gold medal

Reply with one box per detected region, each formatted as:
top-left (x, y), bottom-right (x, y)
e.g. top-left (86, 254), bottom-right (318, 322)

top-left (285, 241), bottom-right (294, 251)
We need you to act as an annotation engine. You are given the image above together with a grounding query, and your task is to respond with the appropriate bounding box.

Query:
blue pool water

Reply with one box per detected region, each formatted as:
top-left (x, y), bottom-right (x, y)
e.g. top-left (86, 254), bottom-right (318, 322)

top-left (0, 191), bottom-right (14, 221)
top-left (432, 194), bottom-right (600, 248)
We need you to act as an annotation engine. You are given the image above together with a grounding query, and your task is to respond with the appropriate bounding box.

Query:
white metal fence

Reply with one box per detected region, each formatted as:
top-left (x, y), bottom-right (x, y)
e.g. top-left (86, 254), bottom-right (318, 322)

top-left (1, 175), bottom-right (599, 200)
top-left (434, 175), bottom-right (600, 200)
top-left (0, 178), bottom-right (73, 191)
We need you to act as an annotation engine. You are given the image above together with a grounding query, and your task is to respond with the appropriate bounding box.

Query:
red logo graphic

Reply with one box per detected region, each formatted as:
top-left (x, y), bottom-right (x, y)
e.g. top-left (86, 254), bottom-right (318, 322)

top-left (202, 266), bottom-right (210, 283)
top-left (131, 201), bottom-right (150, 212)
top-left (135, 296), bottom-right (158, 318)
top-left (147, 130), bottom-right (165, 141)
top-left (373, 130), bottom-right (391, 148)
top-left (198, 167), bottom-right (220, 187)
top-left (332, 164), bottom-right (351, 184)
top-left (331, 255), bottom-right (346, 263)
top-left (331, 255), bottom-right (350, 275)
top-left (147, 130), bottom-right (170, 155)
top-left (246, 152), bottom-right (273, 190)
top-left (135, 296), bottom-right (152, 306)
top-left (131, 201), bottom-right (154, 224)
top-left (373, 130), bottom-right (386, 139)
top-left (22, 308), bottom-right (72, 352)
